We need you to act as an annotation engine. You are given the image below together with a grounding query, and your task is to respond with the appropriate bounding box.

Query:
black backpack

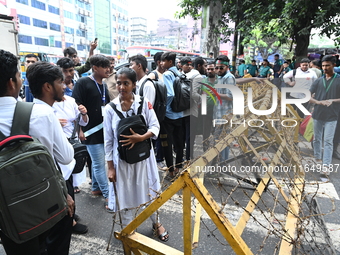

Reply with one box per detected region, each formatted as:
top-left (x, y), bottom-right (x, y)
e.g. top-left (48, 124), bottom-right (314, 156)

top-left (139, 72), bottom-right (167, 123)
top-left (68, 114), bottom-right (89, 174)
top-left (169, 70), bottom-right (191, 112)
top-left (109, 97), bottom-right (151, 164)
top-left (0, 102), bottom-right (68, 244)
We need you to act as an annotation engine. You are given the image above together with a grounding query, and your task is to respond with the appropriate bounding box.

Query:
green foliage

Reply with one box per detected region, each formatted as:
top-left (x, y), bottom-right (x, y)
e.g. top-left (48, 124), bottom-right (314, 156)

top-left (178, 0), bottom-right (340, 55)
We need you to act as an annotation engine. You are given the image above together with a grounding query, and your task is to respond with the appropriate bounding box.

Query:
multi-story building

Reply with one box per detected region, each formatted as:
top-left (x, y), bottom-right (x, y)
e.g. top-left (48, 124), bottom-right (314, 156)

top-left (1, 0), bottom-right (129, 59)
top-left (130, 17), bottom-right (146, 44)
top-left (111, 0), bottom-right (129, 57)
top-left (13, 0), bottom-right (93, 58)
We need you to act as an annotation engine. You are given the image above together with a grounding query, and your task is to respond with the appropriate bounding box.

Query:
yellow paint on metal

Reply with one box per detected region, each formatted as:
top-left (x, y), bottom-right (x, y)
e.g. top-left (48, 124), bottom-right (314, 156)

top-left (278, 178), bottom-right (304, 254)
top-left (183, 185), bottom-right (192, 254)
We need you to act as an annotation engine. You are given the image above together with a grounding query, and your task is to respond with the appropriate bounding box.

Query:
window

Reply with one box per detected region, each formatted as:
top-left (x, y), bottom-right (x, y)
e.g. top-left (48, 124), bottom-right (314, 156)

top-left (113, 39), bottom-right (116, 44)
top-left (50, 22), bottom-right (61, 31)
top-left (76, 15), bottom-right (85, 23)
top-left (64, 0), bottom-right (73, 3)
top-left (112, 3), bottom-right (116, 9)
top-left (64, 26), bottom-right (74, 34)
top-left (113, 27), bottom-right (116, 33)
top-left (76, 0), bottom-right (84, 8)
top-left (31, 0), bottom-right (46, 10)
top-left (64, 10), bottom-right (74, 19)
top-left (66, 42), bottom-right (73, 48)
top-left (18, 35), bottom-right (32, 44)
top-left (33, 18), bottom-right (47, 29)
top-left (16, 0), bottom-right (28, 5)
top-left (112, 15), bottom-right (116, 21)
top-left (77, 44), bottom-right (86, 51)
top-left (48, 5), bottom-right (60, 15)
top-left (113, 50), bottom-right (117, 55)
top-left (34, 37), bottom-right (49, 46)
top-left (76, 29), bottom-right (85, 37)
top-left (55, 41), bottom-right (62, 48)
top-left (17, 14), bottom-right (30, 25)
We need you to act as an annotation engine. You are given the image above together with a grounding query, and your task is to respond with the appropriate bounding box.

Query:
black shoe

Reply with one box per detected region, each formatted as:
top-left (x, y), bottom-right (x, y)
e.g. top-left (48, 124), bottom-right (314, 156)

top-left (72, 223), bottom-right (88, 234)
top-left (74, 214), bottom-right (80, 222)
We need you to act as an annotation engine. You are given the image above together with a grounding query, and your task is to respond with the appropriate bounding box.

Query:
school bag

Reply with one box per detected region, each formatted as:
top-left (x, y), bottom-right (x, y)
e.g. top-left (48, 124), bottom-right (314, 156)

top-left (169, 70), bottom-right (191, 112)
top-left (139, 72), bottom-right (167, 122)
top-left (0, 102), bottom-right (68, 244)
top-left (68, 114), bottom-right (89, 174)
top-left (109, 97), bottom-right (151, 164)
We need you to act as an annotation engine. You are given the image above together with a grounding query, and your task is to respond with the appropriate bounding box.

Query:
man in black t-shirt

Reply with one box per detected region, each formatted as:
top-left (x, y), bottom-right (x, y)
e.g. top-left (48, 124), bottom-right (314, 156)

top-left (72, 55), bottom-right (110, 200)
top-left (309, 55), bottom-right (340, 175)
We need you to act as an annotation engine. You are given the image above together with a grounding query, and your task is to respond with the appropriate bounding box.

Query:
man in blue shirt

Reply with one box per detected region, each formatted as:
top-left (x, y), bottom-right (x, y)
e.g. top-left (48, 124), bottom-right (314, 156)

top-left (160, 52), bottom-right (184, 178)
top-left (213, 55), bottom-right (236, 164)
top-left (23, 54), bottom-right (38, 102)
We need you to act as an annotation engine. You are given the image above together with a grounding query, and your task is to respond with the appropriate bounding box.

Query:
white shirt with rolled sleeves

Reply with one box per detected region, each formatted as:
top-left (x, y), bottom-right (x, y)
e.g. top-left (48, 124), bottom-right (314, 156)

top-left (136, 75), bottom-right (156, 106)
top-left (0, 97), bottom-right (74, 168)
top-left (32, 98), bottom-right (75, 180)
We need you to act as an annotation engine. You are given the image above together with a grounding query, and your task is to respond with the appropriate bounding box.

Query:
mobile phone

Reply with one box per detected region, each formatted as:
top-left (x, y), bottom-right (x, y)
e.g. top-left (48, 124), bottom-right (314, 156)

top-left (94, 38), bottom-right (98, 43)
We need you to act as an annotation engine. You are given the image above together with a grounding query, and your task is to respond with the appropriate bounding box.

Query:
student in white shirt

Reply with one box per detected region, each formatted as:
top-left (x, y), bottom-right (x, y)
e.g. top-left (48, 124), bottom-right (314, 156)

top-left (129, 54), bottom-right (156, 105)
top-left (26, 61), bottom-right (76, 255)
top-left (0, 51), bottom-right (74, 254)
top-left (53, 94), bottom-right (89, 235)
top-left (283, 58), bottom-right (317, 118)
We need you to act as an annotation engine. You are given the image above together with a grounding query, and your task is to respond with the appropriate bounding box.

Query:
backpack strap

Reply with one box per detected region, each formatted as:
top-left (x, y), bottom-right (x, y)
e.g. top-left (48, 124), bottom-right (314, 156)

top-left (70, 114), bottom-right (81, 139)
top-left (137, 97), bottom-right (144, 115)
top-left (109, 102), bottom-right (125, 119)
top-left (139, 78), bottom-right (155, 97)
top-left (11, 101), bottom-right (34, 136)
top-left (152, 70), bottom-right (159, 81)
top-left (109, 97), bottom-right (145, 118)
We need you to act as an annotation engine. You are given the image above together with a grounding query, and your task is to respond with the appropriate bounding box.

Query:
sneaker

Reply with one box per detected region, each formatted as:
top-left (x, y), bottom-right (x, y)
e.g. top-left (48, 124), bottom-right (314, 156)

top-left (157, 161), bottom-right (167, 170)
top-left (72, 223), bottom-right (88, 234)
top-left (322, 166), bottom-right (330, 176)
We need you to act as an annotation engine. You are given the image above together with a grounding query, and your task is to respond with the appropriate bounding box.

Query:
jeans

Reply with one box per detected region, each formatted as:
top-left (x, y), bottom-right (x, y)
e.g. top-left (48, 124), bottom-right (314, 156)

top-left (86, 143), bottom-right (109, 198)
top-left (313, 119), bottom-right (337, 166)
top-left (212, 124), bottom-right (230, 163)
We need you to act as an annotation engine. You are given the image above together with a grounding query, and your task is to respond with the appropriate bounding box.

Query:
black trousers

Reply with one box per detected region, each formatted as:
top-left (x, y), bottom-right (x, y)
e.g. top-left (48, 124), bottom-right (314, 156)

top-left (0, 230), bottom-right (49, 255)
top-left (45, 176), bottom-right (74, 255)
top-left (183, 115), bottom-right (198, 160)
top-left (160, 117), bottom-right (184, 172)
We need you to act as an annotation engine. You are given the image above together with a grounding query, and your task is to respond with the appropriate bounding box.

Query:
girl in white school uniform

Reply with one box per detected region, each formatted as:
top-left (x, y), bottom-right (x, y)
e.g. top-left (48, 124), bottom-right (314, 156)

top-left (103, 67), bottom-right (169, 241)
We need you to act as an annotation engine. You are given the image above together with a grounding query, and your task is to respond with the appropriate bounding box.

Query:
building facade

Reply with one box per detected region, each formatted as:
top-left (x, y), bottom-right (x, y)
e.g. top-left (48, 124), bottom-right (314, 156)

top-left (130, 17), bottom-right (146, 44)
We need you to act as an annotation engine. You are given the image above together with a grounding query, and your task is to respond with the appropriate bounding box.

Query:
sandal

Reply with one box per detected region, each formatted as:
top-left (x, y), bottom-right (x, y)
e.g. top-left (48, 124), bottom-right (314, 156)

top-left (152, 223), bottom-right (169, 242)
top-left (74, 186), bottom-right (80, 194)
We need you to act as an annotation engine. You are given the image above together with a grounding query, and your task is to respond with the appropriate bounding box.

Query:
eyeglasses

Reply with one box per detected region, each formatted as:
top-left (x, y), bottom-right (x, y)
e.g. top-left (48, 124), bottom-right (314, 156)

top-left (26, 61), bottom-right (36, 64)
top-left (215, 66), bottom-right (225, 70)
top-left (207, 68), bottom-right (215, 71)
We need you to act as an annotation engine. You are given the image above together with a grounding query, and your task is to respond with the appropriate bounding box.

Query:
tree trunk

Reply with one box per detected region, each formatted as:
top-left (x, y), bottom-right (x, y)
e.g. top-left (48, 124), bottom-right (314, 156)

top-left (201, 2), bottom-right (222, 57)
top-left (294, 32), bottom-right (310, 66)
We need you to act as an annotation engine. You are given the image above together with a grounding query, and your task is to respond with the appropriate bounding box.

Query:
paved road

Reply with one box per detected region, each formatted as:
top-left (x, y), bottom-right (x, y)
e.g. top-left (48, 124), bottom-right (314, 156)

top-left (1, 137), bottom-right (339, 254)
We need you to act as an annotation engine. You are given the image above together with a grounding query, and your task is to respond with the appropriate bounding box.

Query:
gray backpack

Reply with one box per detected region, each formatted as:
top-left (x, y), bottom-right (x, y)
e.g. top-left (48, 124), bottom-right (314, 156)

top-left (0, 102), bottom-right (68, 243)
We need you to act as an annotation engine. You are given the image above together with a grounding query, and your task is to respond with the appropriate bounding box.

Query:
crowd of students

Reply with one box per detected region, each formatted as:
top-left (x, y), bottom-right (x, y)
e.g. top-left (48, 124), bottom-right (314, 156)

top-left (1, 45), bottom-right (340, 254)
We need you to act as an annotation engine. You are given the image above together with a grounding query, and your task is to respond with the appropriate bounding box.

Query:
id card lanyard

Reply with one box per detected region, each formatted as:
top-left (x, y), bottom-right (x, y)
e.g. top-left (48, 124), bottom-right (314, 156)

top-left (89, 76), bottom-right (106, 115)
top-left (323, 73), bottom-right (337, 93)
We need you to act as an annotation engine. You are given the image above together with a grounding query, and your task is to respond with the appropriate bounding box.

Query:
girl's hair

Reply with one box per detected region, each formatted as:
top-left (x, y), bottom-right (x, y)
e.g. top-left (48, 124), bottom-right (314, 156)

top-left (116, 67), bottom-right (137, 83)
